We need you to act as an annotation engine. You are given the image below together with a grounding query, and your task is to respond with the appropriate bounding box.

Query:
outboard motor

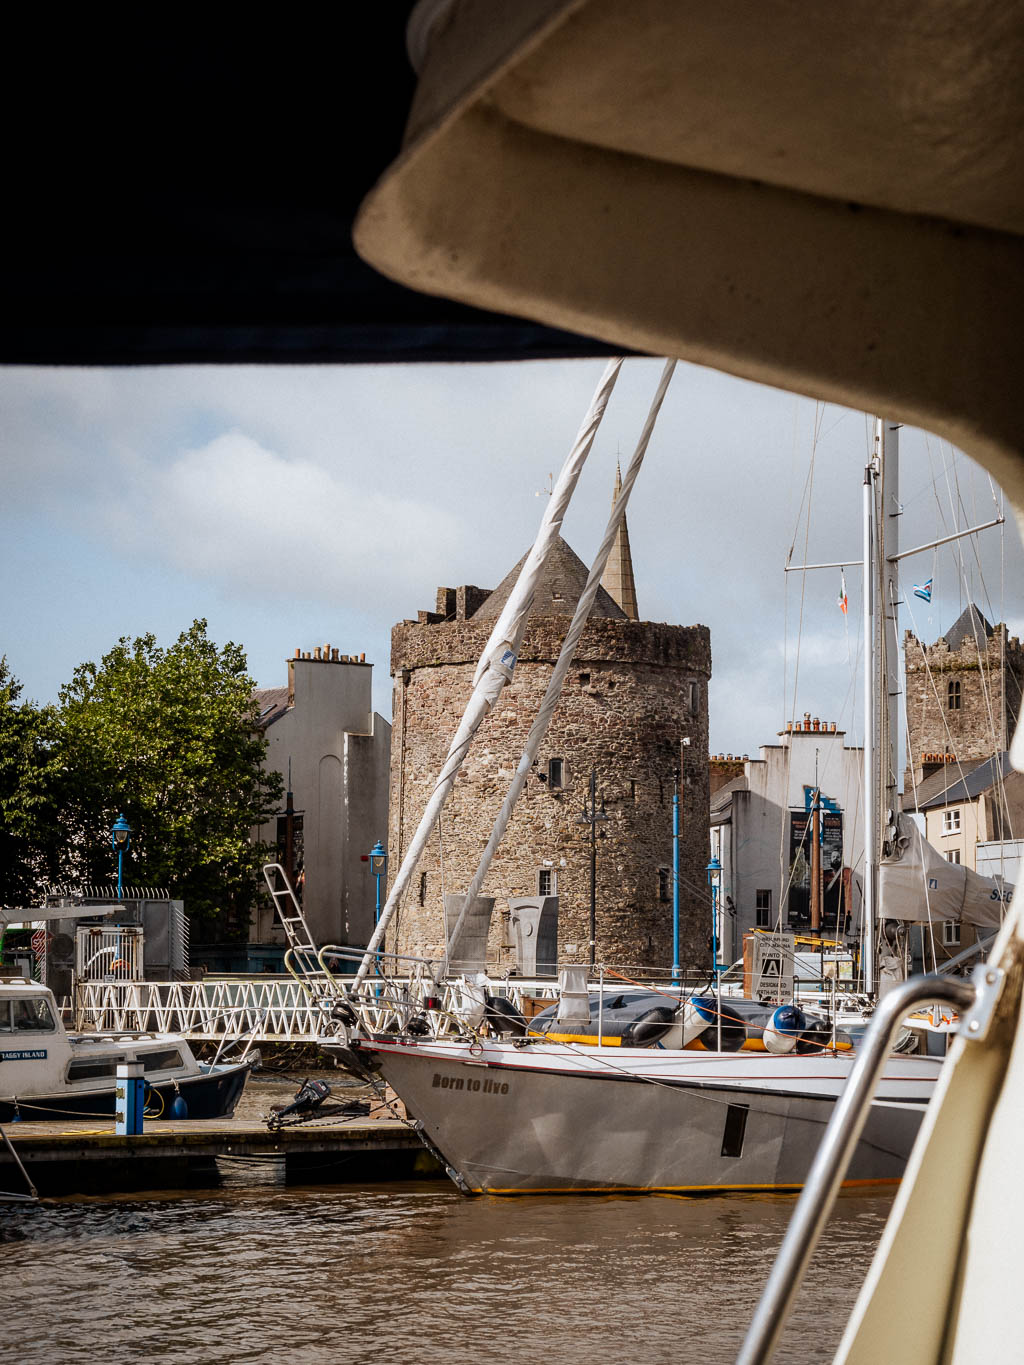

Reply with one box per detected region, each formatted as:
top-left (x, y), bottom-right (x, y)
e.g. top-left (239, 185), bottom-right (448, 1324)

top-left (268, 1078), bottom-right (331, 1130)
top-left (620, 1005), bottom-right (676, 1048)
top-left (762, 1004), bottom-right (807, 1055)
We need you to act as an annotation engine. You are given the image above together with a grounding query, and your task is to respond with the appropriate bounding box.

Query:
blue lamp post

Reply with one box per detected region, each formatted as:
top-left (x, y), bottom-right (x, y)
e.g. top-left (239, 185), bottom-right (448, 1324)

top-left (111, 814), bottom-right (131, 898)
top-left (707, 854), bottom-right (722, 975)
top-left (369, 840), bottom-right (388, 925)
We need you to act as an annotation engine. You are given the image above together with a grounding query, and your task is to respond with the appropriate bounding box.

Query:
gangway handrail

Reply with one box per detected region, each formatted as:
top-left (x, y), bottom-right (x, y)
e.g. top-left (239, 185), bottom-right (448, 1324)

top-left (736, 967), bottom-right (994, 1365)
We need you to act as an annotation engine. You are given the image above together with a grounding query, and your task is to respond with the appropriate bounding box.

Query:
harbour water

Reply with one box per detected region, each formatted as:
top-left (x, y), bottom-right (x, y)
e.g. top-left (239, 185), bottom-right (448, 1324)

top-left (3, 1173), bottom-right (892, 1365)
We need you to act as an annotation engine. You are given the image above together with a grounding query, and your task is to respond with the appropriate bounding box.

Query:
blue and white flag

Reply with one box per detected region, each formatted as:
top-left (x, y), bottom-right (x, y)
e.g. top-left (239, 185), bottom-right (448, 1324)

top-left (913, 578), bottom-right (933, 603)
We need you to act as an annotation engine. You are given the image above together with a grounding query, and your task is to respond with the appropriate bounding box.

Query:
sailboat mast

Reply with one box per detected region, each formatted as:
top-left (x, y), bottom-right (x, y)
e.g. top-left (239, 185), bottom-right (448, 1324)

top-left (862, 457), bottom-right (877, 993)
top-left (863, 418), bottom-right (902, 995)
top-left (879, 420), bottom-right (901, 858)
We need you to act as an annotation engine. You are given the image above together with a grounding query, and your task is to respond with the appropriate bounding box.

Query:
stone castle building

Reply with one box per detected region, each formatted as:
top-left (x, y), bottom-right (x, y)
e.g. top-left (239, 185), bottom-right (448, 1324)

top-left (904, 604), bottom-right (1023, 790)
top-left (386, 524), bottom-right (712, 975)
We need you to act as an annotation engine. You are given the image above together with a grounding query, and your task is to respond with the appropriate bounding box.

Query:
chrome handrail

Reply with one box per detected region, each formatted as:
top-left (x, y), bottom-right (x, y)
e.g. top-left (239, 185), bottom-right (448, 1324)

top-left (737, 971), bottom-right (981, 1365)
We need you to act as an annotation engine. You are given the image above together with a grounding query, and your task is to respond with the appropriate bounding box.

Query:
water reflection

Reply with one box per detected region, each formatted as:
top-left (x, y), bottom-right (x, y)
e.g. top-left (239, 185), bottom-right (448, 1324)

top-left (2, 1180), bottom-right (892, 1365)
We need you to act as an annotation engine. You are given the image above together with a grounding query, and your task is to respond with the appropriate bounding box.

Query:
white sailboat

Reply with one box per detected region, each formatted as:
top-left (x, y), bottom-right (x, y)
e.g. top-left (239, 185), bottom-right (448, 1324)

top-left (329, 417), bottom-right (983, 1195)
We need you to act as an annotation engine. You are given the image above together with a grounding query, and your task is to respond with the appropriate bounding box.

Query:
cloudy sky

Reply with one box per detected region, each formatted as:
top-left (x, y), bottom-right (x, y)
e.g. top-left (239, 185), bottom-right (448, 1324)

top-left (2, 359), bottom-right (1020, 763)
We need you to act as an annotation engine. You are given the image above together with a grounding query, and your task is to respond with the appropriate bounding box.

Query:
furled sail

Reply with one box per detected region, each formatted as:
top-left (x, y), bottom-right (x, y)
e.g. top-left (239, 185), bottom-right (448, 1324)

top-left (878, 814), bottom-right (1012, 928)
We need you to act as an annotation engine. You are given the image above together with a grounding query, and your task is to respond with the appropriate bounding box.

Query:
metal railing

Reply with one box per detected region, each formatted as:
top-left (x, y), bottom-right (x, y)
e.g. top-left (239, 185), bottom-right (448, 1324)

top-left (736, 963), bottom-right (999, 1365)
top-left (73, 977), bottom-right (329, 1041)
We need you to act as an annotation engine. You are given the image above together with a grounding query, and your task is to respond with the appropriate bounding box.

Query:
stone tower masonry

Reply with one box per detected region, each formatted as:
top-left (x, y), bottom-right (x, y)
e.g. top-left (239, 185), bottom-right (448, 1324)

top-left (387, 536), bottom-right (712, 974)
top-left (904, 604), bottom-right (1023, 790)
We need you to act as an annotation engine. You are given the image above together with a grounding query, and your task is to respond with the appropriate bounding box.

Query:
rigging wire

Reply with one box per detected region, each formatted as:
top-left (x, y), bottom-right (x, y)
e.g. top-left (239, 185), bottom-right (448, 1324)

top-left (778, 401), bottom-right (826, 929)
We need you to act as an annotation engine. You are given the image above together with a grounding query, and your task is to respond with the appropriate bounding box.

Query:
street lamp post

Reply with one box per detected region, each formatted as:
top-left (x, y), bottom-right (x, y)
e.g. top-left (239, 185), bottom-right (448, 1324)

top-left (111, 814), bottom-right (131, 899)
top-left (707, 854), bottom-right (722, 975)
top-left (368, 840), bottom-right (388, 993)
top-left (369, 840), bottom-right (388, 926)
top-left (578, 770), bottom-right (609, 967)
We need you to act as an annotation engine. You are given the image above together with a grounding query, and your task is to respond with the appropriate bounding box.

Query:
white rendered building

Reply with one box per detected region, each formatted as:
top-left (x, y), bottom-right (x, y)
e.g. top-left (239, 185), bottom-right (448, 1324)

top-left (254, 647), bottom-right (391, 949)
top-left (710, 716), bottom-right (865, 963)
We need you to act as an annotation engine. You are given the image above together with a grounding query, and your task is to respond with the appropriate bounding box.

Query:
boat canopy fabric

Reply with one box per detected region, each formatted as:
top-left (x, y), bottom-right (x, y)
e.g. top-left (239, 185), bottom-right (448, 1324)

top-left (879, 815), bottom-right (1011, 928)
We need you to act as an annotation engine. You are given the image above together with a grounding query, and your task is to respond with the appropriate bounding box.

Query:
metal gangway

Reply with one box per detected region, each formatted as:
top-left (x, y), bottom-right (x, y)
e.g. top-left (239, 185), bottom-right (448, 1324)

top-left (71, 864), bottom-right (712, 1045)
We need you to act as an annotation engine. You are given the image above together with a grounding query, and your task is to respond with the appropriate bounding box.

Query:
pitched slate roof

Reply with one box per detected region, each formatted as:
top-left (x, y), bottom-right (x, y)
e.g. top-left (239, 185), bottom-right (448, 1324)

top-left (472, 536), bottom-right (627, 621)
top-left (907, 751), bottom-right (1013, 811)
top-left (942, 604), bottom-right (993, 653)
top-left (253, 685), bottom-right (290, 728)
top-left (710, 773), bottom-right (749, 817)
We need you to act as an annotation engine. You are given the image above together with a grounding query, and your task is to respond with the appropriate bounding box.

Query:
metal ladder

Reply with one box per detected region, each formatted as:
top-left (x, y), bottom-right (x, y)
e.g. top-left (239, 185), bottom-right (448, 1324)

top-left (262, 863), bottom-right (339, 1006)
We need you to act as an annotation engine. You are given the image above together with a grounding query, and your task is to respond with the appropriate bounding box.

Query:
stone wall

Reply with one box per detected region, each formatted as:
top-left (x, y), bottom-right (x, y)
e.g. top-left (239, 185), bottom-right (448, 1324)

top-left (904, 625), bottom-right (1023, 785)
top-left (388, 616), bottom-right (712, 973)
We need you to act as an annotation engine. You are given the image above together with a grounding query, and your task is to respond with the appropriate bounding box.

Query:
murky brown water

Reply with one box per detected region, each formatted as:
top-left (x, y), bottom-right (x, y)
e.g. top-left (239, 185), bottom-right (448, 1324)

top-left (1, 1172), bottom-right (891, 1365)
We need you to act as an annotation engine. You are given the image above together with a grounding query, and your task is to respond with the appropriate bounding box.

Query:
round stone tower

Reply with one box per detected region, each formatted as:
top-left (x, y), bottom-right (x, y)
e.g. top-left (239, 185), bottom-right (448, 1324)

top-left (387, 535), bottom-right (712, 975)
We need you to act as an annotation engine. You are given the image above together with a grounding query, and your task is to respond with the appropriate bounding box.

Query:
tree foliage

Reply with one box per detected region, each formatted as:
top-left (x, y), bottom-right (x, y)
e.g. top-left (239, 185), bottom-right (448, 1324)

top-left (2, 623), bottom-right (282, 941)
top-left (0, 659), bottom-right (62, 907)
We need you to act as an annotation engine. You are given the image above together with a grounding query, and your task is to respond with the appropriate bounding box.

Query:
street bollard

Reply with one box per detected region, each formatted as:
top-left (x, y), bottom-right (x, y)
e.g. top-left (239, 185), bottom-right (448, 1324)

top-left (115, 1060), bottom-right (145, 1135)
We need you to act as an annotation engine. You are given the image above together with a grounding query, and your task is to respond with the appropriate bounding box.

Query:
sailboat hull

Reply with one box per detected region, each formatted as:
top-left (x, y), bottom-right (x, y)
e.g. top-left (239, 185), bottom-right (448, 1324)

top-left (351, 1037), bottom-right (938, 1195)
top-left (357, 1031), bottom-right (944, 1195)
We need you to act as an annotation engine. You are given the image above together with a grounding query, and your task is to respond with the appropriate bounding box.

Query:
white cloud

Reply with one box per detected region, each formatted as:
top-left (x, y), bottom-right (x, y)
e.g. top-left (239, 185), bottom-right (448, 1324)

top-left (1, 361), bottom-right (1020, 757)
top-left (122, 431), bottom-right (461, 606)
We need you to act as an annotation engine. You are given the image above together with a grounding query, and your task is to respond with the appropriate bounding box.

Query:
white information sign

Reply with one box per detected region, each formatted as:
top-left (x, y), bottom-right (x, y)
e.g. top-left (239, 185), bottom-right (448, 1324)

top-left (751, 932), bottom-right (796, 1004)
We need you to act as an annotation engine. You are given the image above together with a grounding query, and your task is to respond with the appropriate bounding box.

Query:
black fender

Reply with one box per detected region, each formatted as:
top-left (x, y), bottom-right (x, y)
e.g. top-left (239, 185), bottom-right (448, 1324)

top-left (620, 1005), bottom-right (676, 1048)
top-left (484, 994), bottom-right (529, 1036)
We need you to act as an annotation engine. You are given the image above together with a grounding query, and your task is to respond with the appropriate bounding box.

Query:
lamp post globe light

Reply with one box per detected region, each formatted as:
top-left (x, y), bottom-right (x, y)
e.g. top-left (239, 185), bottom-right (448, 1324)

top-left (111, 814), bottom-right (131, 899)
top-left (369, 840), bottom-right (388, 925)
top-left (706, 854), bottom-right (723, 975)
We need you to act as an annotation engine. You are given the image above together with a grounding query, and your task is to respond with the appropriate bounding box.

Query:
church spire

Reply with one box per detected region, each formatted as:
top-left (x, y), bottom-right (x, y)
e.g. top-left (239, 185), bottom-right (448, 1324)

top-left (600, 462), bottom-right (639, 620)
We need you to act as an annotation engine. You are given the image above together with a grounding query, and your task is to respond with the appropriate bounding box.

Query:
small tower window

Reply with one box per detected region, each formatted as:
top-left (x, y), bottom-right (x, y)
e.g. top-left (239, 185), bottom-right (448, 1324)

top-left (579, 672), bottom-right (590, 686)
top-left (548, 758), bottom-right (564, 788)
top-left (658, 868), bottom-right (670, 902)
top-left (756, 889), bottom-right (772, 928)
top-left (948, 679), bottom-right (961, 710)
top-left (538, 868), bottom-right (556, 896)
top-left (419, 872), bottom-right (427, 906)
top-left (688, 681), bottom-right (699, 716)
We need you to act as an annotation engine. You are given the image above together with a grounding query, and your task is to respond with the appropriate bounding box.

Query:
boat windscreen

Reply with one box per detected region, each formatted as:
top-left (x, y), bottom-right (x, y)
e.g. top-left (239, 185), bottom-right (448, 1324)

top-left (5, 998), bottom-right (56, 1032)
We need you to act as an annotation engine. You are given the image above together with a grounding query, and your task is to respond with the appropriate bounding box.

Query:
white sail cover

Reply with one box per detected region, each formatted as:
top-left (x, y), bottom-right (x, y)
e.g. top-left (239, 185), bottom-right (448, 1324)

top-left (878, 814), bottom-right (1012, 927)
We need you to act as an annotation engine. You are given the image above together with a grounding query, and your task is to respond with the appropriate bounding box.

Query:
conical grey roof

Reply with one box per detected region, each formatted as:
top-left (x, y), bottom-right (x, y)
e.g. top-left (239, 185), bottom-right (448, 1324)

top-left (472, 536), bottom-right (628, 620)
top-left (943, 604), bottom-right (993, 653)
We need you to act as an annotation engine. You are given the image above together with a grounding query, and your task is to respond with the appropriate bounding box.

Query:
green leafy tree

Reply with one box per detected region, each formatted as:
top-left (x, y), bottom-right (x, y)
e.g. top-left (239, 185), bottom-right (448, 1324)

top-left (0, 659), bottom-right (63, 907)
top-left (55, 621), bottom-right (283, 941)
